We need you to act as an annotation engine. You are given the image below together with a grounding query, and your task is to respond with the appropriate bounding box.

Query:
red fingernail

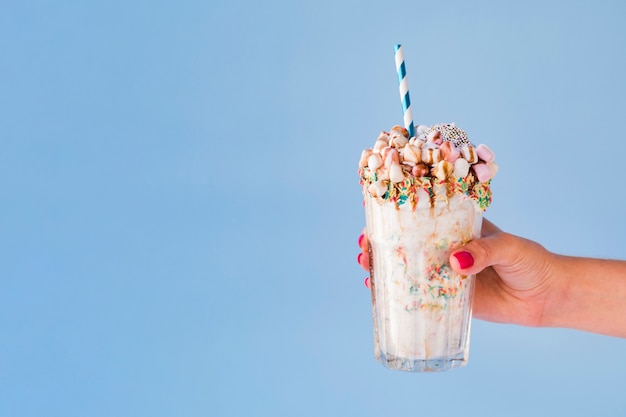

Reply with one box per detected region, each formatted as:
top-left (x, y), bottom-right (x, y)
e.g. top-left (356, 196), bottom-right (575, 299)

top-left (364, 277), bottom-right (371, 288)
top-left (358, 234), bottom-right (364, 247)
top-left (453, 251), bottom-right (474, 269)
top-left (357, 253), bottom-right (363, 264)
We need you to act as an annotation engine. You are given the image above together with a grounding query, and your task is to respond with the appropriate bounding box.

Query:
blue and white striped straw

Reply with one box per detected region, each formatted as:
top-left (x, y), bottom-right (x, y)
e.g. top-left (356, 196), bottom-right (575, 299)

top-left (394, 44), bottom-right (415, 138)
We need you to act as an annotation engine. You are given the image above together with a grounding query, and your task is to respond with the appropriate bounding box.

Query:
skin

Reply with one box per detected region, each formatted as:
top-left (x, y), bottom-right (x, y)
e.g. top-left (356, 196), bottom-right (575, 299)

top-left (358, 219), bottom-right (626, 338)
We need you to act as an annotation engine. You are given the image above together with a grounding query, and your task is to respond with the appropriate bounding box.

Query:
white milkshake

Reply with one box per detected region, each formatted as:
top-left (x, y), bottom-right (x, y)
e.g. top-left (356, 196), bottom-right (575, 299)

top-left (359, 123), bottom-right (496, 372)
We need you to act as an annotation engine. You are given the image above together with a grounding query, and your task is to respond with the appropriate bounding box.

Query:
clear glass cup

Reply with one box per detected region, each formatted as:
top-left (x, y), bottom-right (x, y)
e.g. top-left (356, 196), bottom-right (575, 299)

top-left (365, 194), bottom-right (482, 372)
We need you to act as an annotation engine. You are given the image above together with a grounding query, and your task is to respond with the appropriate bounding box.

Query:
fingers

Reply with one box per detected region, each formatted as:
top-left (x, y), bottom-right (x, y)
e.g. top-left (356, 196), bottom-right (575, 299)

top-left (357, 231), bottom-right (370, 270)
top-left (358, 230), bottom-right (371, 287)
top-left (358, 228), bottom-right (368, 251)
top-left (449, 232), bottom-right (522, 276)
top-left (481, 218), bottom-right (502, 237)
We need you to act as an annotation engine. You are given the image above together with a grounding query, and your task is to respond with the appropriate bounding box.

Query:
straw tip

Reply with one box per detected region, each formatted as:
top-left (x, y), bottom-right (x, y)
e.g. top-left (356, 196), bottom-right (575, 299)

top-left (394, 44), bottom-right (402, 51)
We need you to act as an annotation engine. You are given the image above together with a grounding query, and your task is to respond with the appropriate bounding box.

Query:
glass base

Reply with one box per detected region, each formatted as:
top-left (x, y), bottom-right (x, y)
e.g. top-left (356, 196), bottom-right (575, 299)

top-left (378, 352), bottom-right (468, 372)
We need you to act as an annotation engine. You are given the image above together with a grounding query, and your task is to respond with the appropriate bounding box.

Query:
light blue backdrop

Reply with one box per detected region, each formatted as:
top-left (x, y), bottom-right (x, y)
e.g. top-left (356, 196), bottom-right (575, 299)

top-left (2, 0), bottom-right (625, 416)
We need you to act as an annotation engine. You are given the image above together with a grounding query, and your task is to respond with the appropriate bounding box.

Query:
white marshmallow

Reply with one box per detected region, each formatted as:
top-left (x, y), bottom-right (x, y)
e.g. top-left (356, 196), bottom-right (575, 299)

top-left (453, 158), bottom-right (470, 178)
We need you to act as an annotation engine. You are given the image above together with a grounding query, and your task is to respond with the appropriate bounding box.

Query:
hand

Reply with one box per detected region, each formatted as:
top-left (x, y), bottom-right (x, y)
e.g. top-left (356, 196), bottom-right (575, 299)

top-left (358, 219), bottom-right (559, 327)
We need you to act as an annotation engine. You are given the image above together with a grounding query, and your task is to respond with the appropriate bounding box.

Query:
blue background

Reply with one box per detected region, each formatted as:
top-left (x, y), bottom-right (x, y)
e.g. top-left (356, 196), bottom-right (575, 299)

top-left (2, 0), bottom-right (625, 416)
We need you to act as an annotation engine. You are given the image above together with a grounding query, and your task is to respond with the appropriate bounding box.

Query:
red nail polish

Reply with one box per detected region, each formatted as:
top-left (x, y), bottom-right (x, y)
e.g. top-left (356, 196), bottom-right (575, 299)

top-left (358, 234), bottom-right (364, 247)
top-left (453, 251), bottom-right (474, 269)
top-left (364, 277), bottom-right (371, 288)
top-left (357, 253), bottom-right (363, 264)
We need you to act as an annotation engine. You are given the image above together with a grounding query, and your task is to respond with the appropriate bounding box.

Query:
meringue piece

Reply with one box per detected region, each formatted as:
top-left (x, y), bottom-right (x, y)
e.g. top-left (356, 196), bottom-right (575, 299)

top-left (359, 149), bottom-right (373, 168)
top-left (367, 153), bottom-right (382, 170)
top-left (389, 125), bottom-right (409, 139)
top-left (368, 180), bottom-right (388, 198)
top-left (389, 134), bottom-right (409, 148)
top-left (460, 145), bottom-right (478, 164)
top-left (476, 144), bottom-right (495, 163)
top-left (376, 131), bottom-right (390, 142)
top-left (416, 125), bottom-right (429, 137)
top-left (453, 158), bottom-right (470, 179)
top-left (472, 163), bottom-right (493, 182)
top-left (402, 144), bottom-right (421, 164)
top-left (389, 163), bottom-right (405, 183)
top-left (412, 163), bottom-right (430, 177)
top-left (439, 141), bottom-right (460, 163)
top-left (384, 148), bottom-right (400, 168)
top-left (421, 147), bottom-right (441, 165)
top-left (373, 139), bottom-right (388, 153)
top-left (433, 160), bottom-right (454, 181)
top-left (426, 129), bottom-right (443, 145)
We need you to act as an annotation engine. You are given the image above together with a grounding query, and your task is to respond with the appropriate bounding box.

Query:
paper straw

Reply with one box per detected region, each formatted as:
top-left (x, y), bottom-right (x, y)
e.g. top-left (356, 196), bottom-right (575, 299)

top-left (394, 44), bottom-right (415, 138)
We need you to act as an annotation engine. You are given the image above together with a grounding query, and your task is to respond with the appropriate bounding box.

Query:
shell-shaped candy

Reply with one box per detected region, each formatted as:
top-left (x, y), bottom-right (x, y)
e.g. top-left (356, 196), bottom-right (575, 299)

top-left (476, 144), bottom-right (495, 163)
top-left (367, 153), bottom-right (382, 170)
top-left (389, 163), bottom-right (405, 183)
top-left (453, 158), bottom-right (470, 179)
top-left (368, 180), bottom-right (388, 198)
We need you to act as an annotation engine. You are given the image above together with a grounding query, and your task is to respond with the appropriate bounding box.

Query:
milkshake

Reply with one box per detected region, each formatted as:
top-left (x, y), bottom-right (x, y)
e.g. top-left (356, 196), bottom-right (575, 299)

top-left (359, 123), bottom-right (497, 372)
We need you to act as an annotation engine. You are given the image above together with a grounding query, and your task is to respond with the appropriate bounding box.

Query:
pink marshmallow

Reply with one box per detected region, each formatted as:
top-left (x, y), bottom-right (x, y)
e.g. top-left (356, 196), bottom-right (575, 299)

top-left (472, 163), bottom-right (493, 182)
top-left (476, 144), bottom-right (495, 163)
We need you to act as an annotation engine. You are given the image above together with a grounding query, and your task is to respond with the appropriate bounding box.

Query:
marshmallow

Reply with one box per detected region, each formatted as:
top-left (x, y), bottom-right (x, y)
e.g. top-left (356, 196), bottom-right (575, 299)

top-left (476, 144), bottom-right (495, 163)
top-left (359, 149), bottom-right (373, 168)
top-left (453, 158), bottom-right (470, 179)
top-left (487, 161), bottom-right (499, 177)
top-left (439, 141), bottom-right (460, 163)
top-left (384, 148), bottom-right (400, 168)
top-left (460, 145), bottom-right (478, 164)
top-left (472, 163), bottom-right (493, 182)
top-left (389, 163), bottom-right (405, 183)
top-left (368, 180), bottom-right (388, 198)
top-left (367, 153), bottom-right (382, 170)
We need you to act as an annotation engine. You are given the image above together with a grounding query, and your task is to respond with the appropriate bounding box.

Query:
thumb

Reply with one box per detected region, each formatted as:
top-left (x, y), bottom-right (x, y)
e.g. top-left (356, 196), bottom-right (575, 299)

top-left (449, 232), bottom-right (520, 275)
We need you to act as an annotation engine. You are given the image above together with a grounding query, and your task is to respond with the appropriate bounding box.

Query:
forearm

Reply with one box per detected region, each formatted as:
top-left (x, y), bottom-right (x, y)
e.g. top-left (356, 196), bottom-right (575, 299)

top-left (544, 255), bottom-right (626, 337)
